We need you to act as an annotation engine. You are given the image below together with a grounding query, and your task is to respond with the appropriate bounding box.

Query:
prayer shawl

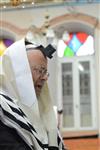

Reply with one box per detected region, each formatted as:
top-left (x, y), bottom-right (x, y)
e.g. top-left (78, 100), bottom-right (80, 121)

top-left (0, 38), bottom-right (65, 150)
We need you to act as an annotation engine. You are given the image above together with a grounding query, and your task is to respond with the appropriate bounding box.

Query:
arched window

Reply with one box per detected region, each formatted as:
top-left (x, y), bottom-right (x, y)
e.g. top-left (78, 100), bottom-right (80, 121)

top-left (57, 32), bottom-right (94, 57)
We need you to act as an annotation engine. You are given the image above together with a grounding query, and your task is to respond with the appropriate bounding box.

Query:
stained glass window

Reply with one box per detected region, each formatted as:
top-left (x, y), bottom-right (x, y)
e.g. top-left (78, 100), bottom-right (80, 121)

top-left (0, 39), bottom-right (14, 56)
top-left (57, 32), bottom-right (94, 57)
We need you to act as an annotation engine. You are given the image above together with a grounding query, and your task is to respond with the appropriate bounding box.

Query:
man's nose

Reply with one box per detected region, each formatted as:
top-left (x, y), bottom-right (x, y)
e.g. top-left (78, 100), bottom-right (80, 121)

top-left (41, 74), bottom-right (49, 81)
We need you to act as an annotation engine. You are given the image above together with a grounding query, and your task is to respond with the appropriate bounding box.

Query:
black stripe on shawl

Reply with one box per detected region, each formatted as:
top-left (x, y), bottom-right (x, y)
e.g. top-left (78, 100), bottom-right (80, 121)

top-left (8, 105), bottom-right (25, 117)
top-left (19, 108), bottom-right (27, 117)
top-left (57, 135), bottom-right (60, 145)
top-left (0, 94), bottom-right (13, 102)
top-left (27, 122), bottom-right (37, 133)
top-left (57, 134), bottom-right (66, 150)
top-left (48, 146), bottom-right (59, 150)
top-left (2, 108), bottom-right (33, 134)
top-left (8, 105), bottom-right (37, 133)
top-left (0, 94), bottom-right (49, 149)
top-left (1, 94), bottom-right (37, 133)
top-left (1, 107), bottom-right (45, 150)
top-left (33, 135), bottom-right (48, 149)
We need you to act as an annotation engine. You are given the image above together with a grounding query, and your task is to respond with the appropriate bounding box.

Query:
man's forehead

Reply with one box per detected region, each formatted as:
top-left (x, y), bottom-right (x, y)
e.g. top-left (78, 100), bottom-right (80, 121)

top-left (27, 50), bottom-right (47, 66)
top-left (27, 49), bottom-right (47, 61)
top-left (27, 48), bottom-right (47, 58)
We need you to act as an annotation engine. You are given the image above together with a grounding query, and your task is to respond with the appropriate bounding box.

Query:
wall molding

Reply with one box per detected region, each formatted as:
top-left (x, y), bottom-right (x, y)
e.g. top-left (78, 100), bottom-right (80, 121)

top-left (0, 13), bottom-right (100, 37)
top-left (0, 21), bottom-right (28, 35)
top-left (47, 13), bottom-right (100, 29)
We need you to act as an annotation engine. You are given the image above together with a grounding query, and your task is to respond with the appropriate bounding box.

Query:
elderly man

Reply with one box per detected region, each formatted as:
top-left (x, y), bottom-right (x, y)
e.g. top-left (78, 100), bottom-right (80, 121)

top-left (0, 36), bottom-right (66, 150)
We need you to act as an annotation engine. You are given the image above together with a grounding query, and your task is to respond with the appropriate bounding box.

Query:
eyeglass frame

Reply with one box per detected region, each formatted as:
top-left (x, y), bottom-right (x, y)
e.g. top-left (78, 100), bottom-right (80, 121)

top-left (31, 65), bottom-right (50, 78)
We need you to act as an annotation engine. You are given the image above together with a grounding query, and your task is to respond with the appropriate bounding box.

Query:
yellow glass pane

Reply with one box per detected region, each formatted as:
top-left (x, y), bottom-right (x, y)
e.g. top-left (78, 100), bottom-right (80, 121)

top-left (0, 40), bottom-right (7, 56)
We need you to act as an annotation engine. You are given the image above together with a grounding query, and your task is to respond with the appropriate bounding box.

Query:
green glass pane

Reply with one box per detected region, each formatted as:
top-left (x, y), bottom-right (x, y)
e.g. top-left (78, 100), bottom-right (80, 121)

top-left (64, 46), bottom-right (74, 57)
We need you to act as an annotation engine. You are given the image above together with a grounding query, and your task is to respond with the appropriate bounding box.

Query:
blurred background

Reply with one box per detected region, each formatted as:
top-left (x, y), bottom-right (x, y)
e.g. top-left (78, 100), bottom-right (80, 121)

top-left (0, 0), bottom-right (100, 150)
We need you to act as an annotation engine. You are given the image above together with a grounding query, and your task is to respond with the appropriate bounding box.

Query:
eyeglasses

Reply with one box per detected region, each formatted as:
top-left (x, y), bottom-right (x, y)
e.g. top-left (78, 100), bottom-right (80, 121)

top-left (31, 66), bottom-right (49, 78)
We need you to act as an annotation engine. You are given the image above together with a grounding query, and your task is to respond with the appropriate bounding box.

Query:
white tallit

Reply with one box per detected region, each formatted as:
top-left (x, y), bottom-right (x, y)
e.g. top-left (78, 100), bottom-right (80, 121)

top-left (0, 38), bottom-right (65, 150)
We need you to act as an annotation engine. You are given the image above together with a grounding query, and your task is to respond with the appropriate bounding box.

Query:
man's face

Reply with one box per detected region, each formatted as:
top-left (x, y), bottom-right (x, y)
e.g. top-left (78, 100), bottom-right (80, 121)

top-left (27, 50), bottom-right (49, 97)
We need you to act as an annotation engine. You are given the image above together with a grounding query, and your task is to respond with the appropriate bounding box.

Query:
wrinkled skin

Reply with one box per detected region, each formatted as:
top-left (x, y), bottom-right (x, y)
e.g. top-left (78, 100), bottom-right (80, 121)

top-left (27, 49), bottom-right (48, 97)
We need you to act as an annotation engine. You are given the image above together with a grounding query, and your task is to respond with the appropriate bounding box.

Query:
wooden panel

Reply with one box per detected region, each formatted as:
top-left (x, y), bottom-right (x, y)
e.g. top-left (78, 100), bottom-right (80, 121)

top-left (64, 138), bottom-right (100, 150)
top-left (62, 130), bottom-right (99, 138)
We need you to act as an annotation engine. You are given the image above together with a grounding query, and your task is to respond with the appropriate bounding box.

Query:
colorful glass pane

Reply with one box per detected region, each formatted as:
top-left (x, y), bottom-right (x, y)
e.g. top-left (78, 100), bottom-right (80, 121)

top-left (4, 39), bottom-right (14, 47)
top-left (57, 32), bottom-right (94, 57)
top-left (0, 39), bottom-right (14, 56)
top-left (64, 33), bottom-right (73, 45)
top-left (77, 32), bottom-right (88, 43)
top-left (76, 35), bottom-right (94, 56)
top-left (68, 34), bottom-right (82, 53)
top-left (64, 46), bottom-right (74, 57)
top-left (0, 40), bottom-right (6, 56)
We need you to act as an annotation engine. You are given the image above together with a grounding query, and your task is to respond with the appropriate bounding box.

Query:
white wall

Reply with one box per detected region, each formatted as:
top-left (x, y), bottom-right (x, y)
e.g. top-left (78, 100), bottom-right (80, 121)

top-left (2, 4), bottom-right (100, 29)
top-left (95, 28), bottom-right (100, 137)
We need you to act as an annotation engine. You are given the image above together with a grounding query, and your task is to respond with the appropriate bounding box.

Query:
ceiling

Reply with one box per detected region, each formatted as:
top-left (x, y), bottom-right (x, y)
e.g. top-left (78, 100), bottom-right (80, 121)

top-left (0, 0), bottom-right (99, 10)
top-left (0, 0), bottom-right (64, 8)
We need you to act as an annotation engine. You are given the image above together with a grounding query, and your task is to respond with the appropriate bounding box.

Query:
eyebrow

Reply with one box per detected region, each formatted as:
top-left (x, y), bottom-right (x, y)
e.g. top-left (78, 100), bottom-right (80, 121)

top-left (31, 64), bottom-right (47, 70)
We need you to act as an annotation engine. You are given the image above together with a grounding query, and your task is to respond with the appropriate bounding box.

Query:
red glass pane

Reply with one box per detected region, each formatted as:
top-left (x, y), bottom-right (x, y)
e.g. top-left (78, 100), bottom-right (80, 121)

top-left (64, 33), bottom-right (73, 45)
top-left (77, 32), bottom-right (88, 43)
